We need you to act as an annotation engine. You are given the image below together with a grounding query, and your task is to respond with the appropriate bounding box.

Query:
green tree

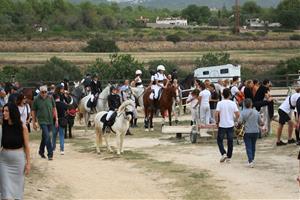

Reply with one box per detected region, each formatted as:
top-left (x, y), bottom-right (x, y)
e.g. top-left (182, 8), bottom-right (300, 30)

top-left (83, 35), bottom-right (119, 52)
top-left (276, 0), bottom-right (300, 29)
top-left (181, 5), bottom-right (211, 25)
top-left (195, 52), bottom-right (231, 68)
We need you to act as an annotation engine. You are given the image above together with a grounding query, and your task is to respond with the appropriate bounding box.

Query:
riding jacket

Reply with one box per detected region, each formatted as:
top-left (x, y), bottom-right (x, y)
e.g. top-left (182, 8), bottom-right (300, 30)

top-left (90, 80), bottom-right (102, 95)
top-left (108, 94), bottom-right (121, 111)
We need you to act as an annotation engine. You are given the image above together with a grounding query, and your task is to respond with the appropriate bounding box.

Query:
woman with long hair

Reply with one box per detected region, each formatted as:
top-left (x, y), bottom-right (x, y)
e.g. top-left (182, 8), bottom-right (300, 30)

top-left (16, 93), bottom-right (31, 132)
top-left (0, 102), bottom-right (30, 199)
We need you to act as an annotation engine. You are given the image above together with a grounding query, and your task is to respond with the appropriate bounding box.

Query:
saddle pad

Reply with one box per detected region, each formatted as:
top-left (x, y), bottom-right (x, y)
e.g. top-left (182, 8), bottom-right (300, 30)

top-left (100, 113), bottom-right (108, 123)
top-left (100, 112), bottom-right (117, 126)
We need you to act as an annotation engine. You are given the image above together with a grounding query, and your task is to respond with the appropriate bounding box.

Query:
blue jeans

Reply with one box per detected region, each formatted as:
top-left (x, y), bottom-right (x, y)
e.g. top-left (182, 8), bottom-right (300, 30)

top-left (243, 133), bottom-right (259, 163)
top-left (52, 125), bottom-right (65, 151)
top-left (39, 124), bottom-right (53, 158)
top-left (217, 127), bottom-right (234, 158)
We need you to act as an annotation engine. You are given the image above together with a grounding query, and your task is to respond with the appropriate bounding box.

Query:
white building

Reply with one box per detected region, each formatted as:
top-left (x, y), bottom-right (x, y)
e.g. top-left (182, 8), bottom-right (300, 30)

top-left (156, 17), bottom-right (188, 26)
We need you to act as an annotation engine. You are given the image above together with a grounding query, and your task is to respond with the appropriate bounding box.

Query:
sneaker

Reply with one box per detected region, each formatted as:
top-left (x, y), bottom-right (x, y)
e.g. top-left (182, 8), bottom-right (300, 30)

top-left (60, 151), bottom-right (64, 155)
top-left (220, 154), bottom-right (227, 163)
top-left (288, 138), bottom-right (296, 144)
top-left (248, 162), bottom-right (254, 168)
top-left (225, 158), bottom-right (231, 163)
top-left (39, 152), bottom-right (46, 159)
top-left (48, 157), bottom-right (53, 161)
top-left (276, 140), bottom-right (287, 146)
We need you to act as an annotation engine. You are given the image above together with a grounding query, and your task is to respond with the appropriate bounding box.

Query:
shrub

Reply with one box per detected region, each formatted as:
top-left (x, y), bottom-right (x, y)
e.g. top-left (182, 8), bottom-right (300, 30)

top-left (82, 35), bottom-right (119, 52)
top-left (289, 34), bottom-right (300, 40)
top-left (195, 52), bottom-right (231, 68)
top-left (166, 34), bottom-right (181, 44)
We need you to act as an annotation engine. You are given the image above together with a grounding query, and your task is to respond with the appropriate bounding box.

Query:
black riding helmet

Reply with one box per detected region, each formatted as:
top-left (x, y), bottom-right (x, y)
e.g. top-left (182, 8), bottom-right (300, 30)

top-left (110, 85), bottom-right (117, 93)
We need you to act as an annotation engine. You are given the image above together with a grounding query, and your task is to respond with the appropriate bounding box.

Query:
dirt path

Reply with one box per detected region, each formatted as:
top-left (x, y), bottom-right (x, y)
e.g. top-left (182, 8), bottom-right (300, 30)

top-left (25, 141), bottom-right (168, 200)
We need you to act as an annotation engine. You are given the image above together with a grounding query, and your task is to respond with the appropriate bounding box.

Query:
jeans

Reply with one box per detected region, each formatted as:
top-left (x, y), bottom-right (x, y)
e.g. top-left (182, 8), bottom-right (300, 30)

top-left (243, 133), bottom-right (259, 163)
top-left (52, 125), bottom-right (65, 151)
top-left (217, 127), bottom-right (234, 158)
top-left (39, 124), bottom-right (53, 158)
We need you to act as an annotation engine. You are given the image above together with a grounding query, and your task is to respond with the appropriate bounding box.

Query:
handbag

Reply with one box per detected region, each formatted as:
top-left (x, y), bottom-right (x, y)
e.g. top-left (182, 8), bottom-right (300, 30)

top-left (235, 109), bottom-right (255, 137)
top-left (58, 117), bottom-right (68, 128)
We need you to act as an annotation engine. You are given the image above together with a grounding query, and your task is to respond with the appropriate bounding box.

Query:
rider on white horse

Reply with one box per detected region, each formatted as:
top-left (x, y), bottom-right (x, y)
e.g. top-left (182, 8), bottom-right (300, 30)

top-left (90, 74), bottom-right (102, 111)
top-left (150, 65), bottom-right (168, 100)
top-left (134, 70), bottom-right (143, 88)
top-left (103, 85), bottom-right (121, 133)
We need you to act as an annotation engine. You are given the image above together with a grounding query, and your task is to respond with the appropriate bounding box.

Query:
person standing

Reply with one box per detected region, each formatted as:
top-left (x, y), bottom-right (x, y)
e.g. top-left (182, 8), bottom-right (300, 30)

top-left (199, 82), bottom-right (211, 125)
top-left (215, 88), bottom-right (240, 163)
top-left (239, 98), bottom-right (263, 168)
top-left (32, 85), bottom-right (57, 160)
top-left (134, 70), bottom-right (143, 88)
top-left (186, 89), bottom-right (200, 126)
top-left (0, 103), bottom-right (30, 200)
top-left (16, 93), bottom-right (31, 132)
top-left (90, 74), bottom-right (102, 111)
top-left (209, 83), bottom-right (219, 124)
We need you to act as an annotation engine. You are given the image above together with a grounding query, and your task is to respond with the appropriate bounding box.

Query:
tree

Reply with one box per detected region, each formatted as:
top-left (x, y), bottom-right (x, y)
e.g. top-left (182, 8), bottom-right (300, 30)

top-left (85, 54), bottom-right (145, 81)
top-left (276, 0), bottom-right (300, 29)
top-left (242, 1), bottom-right (261, 16)
top-left (166, 34), bottom-right (181, 44)
top-left (82, 35), bottom-right (119, 52)
top-left (181, 5), bottom-right (211, 25)
top-left (195, 52), bottom-right (231, 68)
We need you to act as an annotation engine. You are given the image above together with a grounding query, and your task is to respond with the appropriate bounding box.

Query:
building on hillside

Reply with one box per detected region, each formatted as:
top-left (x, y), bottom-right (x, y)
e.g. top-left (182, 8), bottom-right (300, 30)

top-left (135, 16), bottom-right (150, 24)
top-left (245, 18), bottom-right (281, 29)
top-left (156, 17), bottom-right (188, 26)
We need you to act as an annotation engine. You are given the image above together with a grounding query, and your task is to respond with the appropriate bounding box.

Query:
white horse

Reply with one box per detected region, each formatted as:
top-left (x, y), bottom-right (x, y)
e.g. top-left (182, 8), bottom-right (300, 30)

top-left (78, 84), bottom-right (111, 131)
top-left (130, 86), bottom-right (144, 108)
top-left (94, 100), bottom-right (135, 155)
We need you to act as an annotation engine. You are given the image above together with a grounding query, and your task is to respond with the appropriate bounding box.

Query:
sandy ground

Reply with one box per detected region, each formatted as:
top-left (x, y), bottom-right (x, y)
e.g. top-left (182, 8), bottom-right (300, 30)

top-left (24, 123), bottom-right (300, 200)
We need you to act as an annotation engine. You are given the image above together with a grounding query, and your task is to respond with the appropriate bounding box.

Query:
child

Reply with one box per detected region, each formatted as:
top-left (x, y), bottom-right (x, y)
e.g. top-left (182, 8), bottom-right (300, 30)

top-left (186, 89), bottom-right (200, 126)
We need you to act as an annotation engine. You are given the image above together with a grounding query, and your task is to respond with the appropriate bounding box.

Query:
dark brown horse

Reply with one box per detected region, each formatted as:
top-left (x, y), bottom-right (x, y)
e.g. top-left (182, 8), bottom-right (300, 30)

top-left (179, 74), bottom-right (194, 114)
top-left (143, 82), bottom-right (178, 131)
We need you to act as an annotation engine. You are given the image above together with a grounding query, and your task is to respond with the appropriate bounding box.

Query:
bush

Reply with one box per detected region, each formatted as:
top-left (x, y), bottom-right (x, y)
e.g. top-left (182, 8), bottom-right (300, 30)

top-left (272, 28), bottom-right (294, 33)
top-left (195, 52), bottom-right (231, 68)
top-left (205, 34), bottom-right (220, 41)
top-left (85, 54), bottom-right (145, 82)
top-left (82, 36), bottom-right (119, 52)
top-left (166, 34), bottom-right (181, 44)
top-left (289, 34), bottom-right (300, 40)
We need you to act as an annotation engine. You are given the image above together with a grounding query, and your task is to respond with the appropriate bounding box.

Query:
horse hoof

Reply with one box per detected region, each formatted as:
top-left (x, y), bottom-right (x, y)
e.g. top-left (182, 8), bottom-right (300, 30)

top-left (145, 129), bottom-right (149, 132)
top-left (150, 128), bottom-right (154, 131)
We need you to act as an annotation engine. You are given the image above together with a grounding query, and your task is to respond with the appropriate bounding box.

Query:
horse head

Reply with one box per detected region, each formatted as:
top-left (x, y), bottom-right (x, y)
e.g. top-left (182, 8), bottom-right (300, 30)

top-left (118, 99), bottom-right (135, 121)
top-left (99, 83), bottom-right (111, 99)
top-left (180, 73), bottom-right (195, 90)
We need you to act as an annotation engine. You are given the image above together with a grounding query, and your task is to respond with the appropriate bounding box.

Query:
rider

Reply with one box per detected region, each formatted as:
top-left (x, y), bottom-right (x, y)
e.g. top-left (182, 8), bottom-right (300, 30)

top-left (150, 65), bottom-right (168, 100)
top-left (90, 74), bottom-right (102, 111)
top-left (81, 73), bottom-right (92, 94)
top-left (103, 85), bottom-right (121, 133)
top-left (134, 70), bottom-right (143, 88)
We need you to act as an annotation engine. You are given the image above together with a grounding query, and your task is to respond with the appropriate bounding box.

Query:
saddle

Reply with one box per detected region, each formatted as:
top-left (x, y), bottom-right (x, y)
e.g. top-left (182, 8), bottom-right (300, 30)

top-left (100, 112), bottom-right (117, 127)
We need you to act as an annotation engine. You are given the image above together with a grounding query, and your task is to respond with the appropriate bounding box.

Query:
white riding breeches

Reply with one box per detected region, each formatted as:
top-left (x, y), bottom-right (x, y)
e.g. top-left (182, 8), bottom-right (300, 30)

top-left (200, 105), bottom-right (210, 125)
top-left (91, 94), bottom-right (95, 102)
top-left (150, 84), bottom-right (162, 100)
top-left (106, 110), bottom-right (115, 121)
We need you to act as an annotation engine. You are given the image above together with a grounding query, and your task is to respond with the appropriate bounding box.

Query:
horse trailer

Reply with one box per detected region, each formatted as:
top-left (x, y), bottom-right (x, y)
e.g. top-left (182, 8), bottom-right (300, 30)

top-left (194, 64), bottom-right (241, 82)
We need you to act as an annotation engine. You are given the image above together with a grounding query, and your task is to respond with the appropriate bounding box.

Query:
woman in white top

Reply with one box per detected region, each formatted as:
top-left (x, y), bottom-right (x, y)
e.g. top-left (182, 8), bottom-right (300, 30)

top-left (186, 89), bottom-right (200, 125)
top-left (199, 82), bottom-right (211, 125)
top-left (16, 94), bottom-right (31, 131)
top-left (134, 70), bottom-right (143, 88)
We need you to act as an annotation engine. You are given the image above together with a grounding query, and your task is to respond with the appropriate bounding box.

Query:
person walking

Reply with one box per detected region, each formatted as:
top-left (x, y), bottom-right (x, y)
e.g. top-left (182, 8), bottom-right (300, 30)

top-left (0, 102), bottom-right (30, 200)
top-left (239, 98), bottom-right (263, 168)
top-left (16, 93), bottom-right (31, 132)
top-left (215, 88), bottom-right (240, 163)
top-left (32, 85), bottom-right (58, 160)
top-left (52, 94), bottom-right (68, 155)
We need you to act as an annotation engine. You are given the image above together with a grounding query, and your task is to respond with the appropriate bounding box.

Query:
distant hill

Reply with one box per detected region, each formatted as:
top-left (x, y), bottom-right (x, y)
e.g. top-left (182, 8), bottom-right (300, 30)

top-left (70, 0), bottom-right (281, 9)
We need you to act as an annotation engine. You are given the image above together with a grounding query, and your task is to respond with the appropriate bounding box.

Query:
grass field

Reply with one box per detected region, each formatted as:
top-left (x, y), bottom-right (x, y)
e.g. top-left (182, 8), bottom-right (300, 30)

top-left (0, 48), bottom-right (299, 66)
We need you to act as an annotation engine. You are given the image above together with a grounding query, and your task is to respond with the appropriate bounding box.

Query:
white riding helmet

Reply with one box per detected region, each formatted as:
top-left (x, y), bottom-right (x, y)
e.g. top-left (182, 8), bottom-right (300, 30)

top-left (135, 70), bottom-right (142, 75)
top-left (157, 65), bottom-right (165, 71)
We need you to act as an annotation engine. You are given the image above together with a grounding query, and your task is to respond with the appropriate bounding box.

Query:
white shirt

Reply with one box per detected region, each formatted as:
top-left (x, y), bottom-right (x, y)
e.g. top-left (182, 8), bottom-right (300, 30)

top-left (230, 85), bottom-right (239, 97)
top-left (199, 89), bottom-right (211, 107)
top-left (18, 104), bottom-right (31, 125)
top-left (216, 99), bottom-right (239, 128)
top-left (187, 93), bottom-right (198, 108)
top-left (154, 73), bottom-right (166, 86)
top-left (279, 93), bottom-right (300, 114)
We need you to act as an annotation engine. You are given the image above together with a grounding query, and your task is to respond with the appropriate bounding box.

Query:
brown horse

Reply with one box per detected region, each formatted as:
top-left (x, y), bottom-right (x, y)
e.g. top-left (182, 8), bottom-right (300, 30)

top-left (143, 82), bottom-right (178, 131)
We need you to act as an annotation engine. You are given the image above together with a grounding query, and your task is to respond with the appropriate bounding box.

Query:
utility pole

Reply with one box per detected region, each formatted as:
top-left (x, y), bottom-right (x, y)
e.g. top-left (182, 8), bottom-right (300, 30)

top-left (235, 0), bottom-right (240, 34)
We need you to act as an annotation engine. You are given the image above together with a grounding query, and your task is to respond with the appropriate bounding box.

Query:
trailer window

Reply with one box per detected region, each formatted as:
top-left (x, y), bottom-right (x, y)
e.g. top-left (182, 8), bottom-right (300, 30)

top-left (203, 71), bottom-right (209, 75)
top-left (220, 69), bottom-right (229, 74)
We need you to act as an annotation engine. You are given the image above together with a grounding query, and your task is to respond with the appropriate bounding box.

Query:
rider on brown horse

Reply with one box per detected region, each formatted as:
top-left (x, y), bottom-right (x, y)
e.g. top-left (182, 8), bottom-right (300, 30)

top-left (150, 65), bottom-right (169, 101)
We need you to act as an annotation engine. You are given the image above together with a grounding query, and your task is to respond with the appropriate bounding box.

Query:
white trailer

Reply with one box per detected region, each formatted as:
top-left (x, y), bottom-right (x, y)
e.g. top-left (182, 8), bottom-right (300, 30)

top-left (194, 64), bottom-right (241, 82)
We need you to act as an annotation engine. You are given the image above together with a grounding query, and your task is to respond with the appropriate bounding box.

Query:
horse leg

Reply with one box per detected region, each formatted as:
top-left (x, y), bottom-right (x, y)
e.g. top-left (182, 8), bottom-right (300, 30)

top-left (64, 126), bottom-right (68, 139)
top-left (84, 113), bottom-right (89, 132)
top-left (104, 134), bottom-right (113, 153)
top-left (150, 109), bottom-right (154, 131)
top-left (120, 132), bottom-right (125, 154)
top-left (144, 108), bottom-right (149, 132)
top-left (95, 127), bottom-right (101, 154)
top-left (116, 131), bottom-right (121, 155)
top-left (168, 107), bottom-right (172, 126)
top-left (160, 109), bottom-right (166, 126)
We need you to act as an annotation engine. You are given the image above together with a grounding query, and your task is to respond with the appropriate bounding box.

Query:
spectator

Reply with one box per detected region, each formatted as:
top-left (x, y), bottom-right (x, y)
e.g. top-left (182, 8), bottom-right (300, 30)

top-left (0, 87), bottom-right (6, 123)
top-left (252, 79), bottom-right (260, 98)
top-left (0, 103), bottom-right (30, 200)
top-left (294, 91), bottom-right (300, 145)
top-left (199, 82), bottom-right (211, 125)
top-left (7, 85), bottom-right (19, 104)
top-left (32, 85), bottom-right (58, 160)
top-left (209, 83), bottom-right (219, 124)
top-left (276, 85), bottom-right (300, 146)
top-left (244, 80), bottom-right (254, 101)
top-left (16, 93), bottom-right (31, 132)
top-left (52, 94), bottom-right (68, 155)
top-left (186, 89), bottom-right (200, 126)
top-left (239, 98), bottom-right (263, 168)
top-left (215, 88), bottom-right (240, 163)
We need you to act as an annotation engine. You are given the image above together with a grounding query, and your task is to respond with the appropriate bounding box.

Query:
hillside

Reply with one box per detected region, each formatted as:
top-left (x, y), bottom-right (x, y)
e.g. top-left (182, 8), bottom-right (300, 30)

top-left (70, 0), bottom-right (281, 9)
